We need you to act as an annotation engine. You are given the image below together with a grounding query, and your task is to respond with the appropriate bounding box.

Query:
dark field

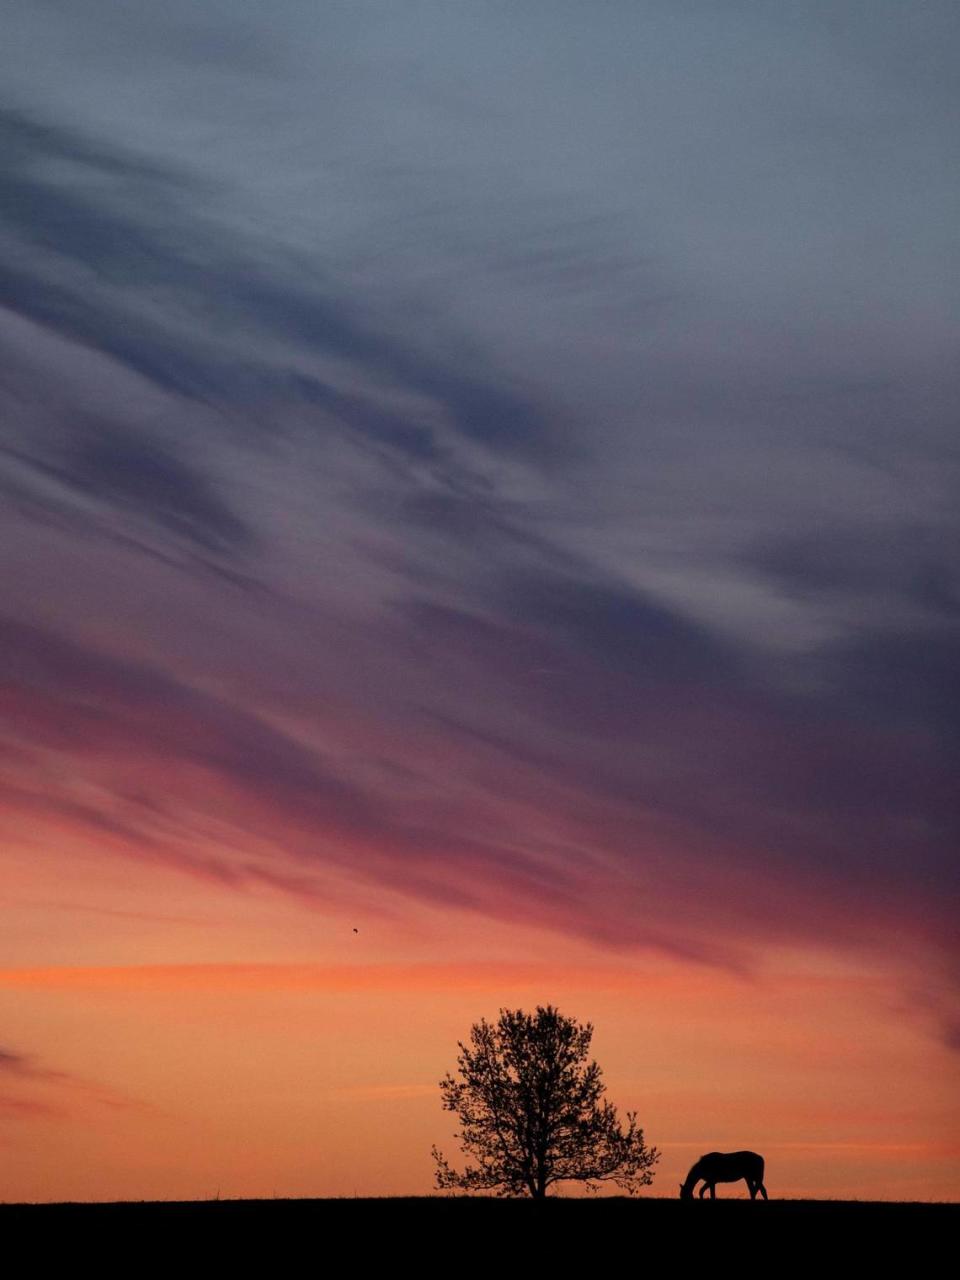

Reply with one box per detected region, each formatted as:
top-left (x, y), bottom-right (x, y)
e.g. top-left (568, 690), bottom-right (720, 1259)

top-left (3, 1197), bottom-right (955, 1264)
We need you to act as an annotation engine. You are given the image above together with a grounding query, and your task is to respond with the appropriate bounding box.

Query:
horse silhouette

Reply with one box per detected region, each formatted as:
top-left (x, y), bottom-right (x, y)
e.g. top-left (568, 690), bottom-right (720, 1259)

top-left (679, 1150), bottom-right (768, 1200)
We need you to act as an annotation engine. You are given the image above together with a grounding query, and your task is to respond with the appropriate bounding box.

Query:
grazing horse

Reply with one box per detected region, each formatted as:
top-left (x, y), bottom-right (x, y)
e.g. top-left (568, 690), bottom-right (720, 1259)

top-left (679, 1151), bottom-right (768, 1200)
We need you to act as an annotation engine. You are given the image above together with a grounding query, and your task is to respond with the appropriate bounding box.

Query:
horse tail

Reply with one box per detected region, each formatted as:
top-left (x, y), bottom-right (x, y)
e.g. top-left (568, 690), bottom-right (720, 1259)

top-left (753, 1153), bottom-right (767, 1199)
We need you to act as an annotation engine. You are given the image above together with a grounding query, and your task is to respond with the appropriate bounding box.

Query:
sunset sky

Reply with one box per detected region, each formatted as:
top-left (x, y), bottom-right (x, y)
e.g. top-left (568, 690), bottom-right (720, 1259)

top-left (1, 3), bottom-right (957, 1202)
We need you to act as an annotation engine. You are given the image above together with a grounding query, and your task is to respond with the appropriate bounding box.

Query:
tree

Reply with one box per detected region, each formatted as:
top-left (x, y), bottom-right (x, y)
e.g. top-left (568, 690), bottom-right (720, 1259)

top-left (431, 1004), bottom-right (659, 1198)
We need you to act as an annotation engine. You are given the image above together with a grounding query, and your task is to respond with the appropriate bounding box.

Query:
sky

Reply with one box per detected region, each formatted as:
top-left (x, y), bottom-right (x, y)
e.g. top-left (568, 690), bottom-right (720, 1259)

top-left (1, 1), bottom-right (958, 1202)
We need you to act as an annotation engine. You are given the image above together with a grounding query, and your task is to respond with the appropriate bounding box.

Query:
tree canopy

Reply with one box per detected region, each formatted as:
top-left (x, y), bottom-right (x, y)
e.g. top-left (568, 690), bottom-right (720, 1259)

top-left (432, 1005), bottom-right (659, 1198)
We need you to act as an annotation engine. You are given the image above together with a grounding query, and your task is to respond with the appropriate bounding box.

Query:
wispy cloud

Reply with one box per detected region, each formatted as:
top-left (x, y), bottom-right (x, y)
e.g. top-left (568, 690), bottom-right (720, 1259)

top-left (0, 1043), bottom-right (147, 1122)
top-left (0, 3), bottom-right (957, 1056)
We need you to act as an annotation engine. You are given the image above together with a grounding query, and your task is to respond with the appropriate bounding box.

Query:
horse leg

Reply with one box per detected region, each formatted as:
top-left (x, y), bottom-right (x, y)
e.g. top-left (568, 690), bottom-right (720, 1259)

top-left (699, 1183), bottom-right (709, 1199)
top-left (758, 1182), bottom-right (768, 1201)
top-left (748, 1179), bottom-right (757, 1200)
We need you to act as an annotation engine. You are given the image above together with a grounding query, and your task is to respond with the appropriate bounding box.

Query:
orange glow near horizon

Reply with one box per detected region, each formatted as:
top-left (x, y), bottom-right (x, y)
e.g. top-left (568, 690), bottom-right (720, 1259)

top-left (1, 839), bottom-right (957, 1205)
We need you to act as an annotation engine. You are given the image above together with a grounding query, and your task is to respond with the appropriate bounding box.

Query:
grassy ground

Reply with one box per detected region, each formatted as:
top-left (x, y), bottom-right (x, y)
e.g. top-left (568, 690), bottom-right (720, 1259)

top-left (3, 1196), bottom-right (955, 1264)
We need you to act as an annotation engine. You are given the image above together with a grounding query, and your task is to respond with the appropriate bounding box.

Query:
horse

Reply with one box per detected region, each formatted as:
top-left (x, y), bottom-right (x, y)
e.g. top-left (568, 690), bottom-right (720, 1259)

top-left (679, 1150), bottom-right (768, 1200)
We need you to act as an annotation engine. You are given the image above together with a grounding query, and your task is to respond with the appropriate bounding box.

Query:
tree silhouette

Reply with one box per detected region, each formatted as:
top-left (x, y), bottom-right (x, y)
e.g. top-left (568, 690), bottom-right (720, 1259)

top-left (431, 1005), bottom-right (659, 1198)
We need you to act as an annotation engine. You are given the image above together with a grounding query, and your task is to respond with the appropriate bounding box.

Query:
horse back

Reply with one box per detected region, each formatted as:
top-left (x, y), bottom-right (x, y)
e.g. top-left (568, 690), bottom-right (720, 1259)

top-left (702, 1150), bottom-right (764, 1179)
